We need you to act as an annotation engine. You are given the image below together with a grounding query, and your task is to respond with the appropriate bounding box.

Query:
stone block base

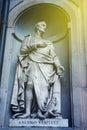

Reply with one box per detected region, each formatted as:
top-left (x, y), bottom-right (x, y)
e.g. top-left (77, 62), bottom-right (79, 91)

top-left (9, 118), bottom-right (68, 127)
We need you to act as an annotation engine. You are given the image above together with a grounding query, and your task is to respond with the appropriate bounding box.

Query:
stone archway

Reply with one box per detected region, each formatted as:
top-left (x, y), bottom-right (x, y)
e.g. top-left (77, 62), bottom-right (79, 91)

top-left (0, 0), bottom-right (85, 128)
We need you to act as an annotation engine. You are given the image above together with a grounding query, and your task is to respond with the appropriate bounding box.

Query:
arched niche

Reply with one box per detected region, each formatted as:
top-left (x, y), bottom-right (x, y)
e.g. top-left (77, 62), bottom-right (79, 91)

top-left (10, 3), bottom-right (71, 124)
top-left (0, 0), bottom-right (83, 128)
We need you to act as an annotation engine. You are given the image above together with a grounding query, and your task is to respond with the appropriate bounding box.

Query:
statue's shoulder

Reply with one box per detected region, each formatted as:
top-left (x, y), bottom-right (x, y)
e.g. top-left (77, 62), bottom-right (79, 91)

top-left (45, 39), bottom-right (52, 45)
top-left (23, 34), bottom-right (32, 42)
top-left (24, 34), bottom-right (31, 38)
top-left (22, 34), bottom-right (31, 45)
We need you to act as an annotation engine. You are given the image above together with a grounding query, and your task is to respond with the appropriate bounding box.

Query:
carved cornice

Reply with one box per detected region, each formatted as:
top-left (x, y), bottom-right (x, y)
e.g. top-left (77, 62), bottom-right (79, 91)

top-left (12, 30), bottom-right (68, 44)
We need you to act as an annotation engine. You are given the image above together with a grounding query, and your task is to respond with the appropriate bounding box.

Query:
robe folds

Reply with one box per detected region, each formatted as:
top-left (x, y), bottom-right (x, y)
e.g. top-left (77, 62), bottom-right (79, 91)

top-left (11, 35), bottom-right (63, 117)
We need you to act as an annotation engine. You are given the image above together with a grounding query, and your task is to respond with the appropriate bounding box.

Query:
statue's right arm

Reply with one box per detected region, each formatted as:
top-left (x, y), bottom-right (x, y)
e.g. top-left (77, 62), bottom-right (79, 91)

top-left (19, 35), bottom-right (31, 54)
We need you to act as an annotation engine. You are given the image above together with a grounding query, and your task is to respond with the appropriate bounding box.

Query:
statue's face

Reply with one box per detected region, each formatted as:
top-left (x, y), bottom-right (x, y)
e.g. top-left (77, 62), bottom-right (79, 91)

top-left (36, 21), bottom-right (47, 33)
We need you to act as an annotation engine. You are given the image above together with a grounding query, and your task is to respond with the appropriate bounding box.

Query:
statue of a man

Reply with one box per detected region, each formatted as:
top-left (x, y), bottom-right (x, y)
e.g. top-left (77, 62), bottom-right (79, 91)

top-left (11, 21), bottom-right (64, 119)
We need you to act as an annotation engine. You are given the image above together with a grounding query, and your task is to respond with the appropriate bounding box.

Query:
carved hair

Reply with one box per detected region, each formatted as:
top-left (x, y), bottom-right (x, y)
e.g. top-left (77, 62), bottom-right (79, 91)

top-left (34, 21), bottom-right (46, 32)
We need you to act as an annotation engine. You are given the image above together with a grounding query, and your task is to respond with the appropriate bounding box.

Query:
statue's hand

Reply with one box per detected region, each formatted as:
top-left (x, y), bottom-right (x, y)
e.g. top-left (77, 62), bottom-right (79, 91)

top-left (37, 41), bottom-right (47, 48)
top-left (57, 66), bottom-right (64, 77)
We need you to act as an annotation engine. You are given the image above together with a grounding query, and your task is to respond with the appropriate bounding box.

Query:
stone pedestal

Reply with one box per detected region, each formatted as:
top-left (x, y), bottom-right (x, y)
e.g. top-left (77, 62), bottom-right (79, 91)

top-left (9, 118), bottom-right (68, 127)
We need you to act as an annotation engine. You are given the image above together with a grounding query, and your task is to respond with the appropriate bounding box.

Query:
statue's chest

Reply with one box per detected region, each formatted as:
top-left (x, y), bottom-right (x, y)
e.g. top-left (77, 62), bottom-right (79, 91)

top-left (37, 46), bottom-right (50, 55)
top-left (37, 40), bottom-right (51, 53)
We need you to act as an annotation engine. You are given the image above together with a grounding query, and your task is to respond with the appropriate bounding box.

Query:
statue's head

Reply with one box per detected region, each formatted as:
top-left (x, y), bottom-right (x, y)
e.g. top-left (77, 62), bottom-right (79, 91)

top-left (35, 21), bottom-right (47, 33)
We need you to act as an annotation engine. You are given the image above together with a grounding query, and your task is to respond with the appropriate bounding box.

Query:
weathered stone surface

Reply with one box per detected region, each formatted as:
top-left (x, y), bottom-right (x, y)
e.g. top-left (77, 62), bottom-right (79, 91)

top-left (9, 118), bottom-right (68, 127)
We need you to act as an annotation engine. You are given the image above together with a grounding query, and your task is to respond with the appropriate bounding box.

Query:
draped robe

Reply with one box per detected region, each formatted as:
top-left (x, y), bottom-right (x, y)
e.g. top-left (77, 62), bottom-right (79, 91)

top-left (11, 35), bottom-right (63, 118)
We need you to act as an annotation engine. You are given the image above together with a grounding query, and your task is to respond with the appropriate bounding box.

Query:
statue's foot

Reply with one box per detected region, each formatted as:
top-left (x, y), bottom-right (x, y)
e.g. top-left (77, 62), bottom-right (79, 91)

top-left (55, 115), bottom-right (62, 119)
top-left (48, 111), bottom-right (62, 118)
top-left (17, 113), bottom-right (30, 119)
top-left (12, 113), bottom-right (24, 119)
top-left (31, 113), bottom-right (37, 119)
top-left (37, 111), bottom-right (45, 120)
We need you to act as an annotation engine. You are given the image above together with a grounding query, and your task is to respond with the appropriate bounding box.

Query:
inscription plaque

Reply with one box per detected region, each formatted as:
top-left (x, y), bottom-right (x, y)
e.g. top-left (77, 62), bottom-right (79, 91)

top-left (9, 119), bottom-right (68, 127)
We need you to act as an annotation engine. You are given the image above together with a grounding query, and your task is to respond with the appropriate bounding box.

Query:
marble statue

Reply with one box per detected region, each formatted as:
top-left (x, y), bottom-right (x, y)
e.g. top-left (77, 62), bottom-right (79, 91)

top-left (11, 21), bottom-right (64, 119)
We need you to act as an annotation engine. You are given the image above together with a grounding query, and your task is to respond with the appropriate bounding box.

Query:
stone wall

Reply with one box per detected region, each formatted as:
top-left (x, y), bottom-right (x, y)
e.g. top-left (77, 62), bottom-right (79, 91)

top-left (0, 0), bottom-right (87, 130)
